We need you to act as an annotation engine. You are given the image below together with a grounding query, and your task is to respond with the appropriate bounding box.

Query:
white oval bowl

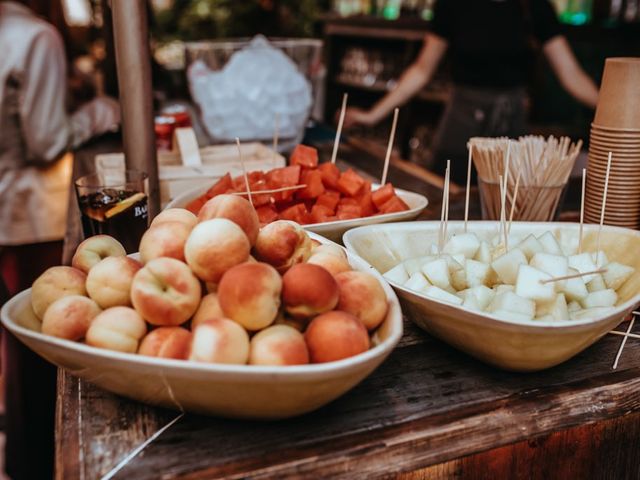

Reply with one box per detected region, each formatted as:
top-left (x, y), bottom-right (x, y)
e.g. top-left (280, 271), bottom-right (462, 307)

top-left (344, 221), bottom-right (640, 372)
top-left (1, 233), bottom-right (403, 419)
top-left (165, 183), bottom-right (428, 243)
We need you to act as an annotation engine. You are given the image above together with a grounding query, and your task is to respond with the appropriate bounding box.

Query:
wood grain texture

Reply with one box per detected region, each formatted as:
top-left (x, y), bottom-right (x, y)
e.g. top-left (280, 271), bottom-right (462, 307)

top-left (56, 137), bottom-right (638, 479)
top-left (56, 319), bottom-right (640, 480)
top-left (399, 411), bottom-right (640, 480)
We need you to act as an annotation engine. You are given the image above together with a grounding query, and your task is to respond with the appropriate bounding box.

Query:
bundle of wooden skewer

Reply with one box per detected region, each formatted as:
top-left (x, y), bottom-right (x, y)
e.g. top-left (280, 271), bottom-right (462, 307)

top-left (469, 136), bottom-right (582, 222)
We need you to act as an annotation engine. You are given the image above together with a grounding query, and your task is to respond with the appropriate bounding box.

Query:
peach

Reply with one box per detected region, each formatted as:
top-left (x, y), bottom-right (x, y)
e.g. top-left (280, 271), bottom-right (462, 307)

top-left (249, 325), bottom-right (309, 366)
top-left (191, 292), bottom-right (225, 329)
top-left (188, 318), bottom-right (250, 364)
top-left (198, 194), bottom-right (260, 246)
top-left (184, 219), bottom-right (251, 283)
top-left (312, 243), bottom-right (348, 260)
top-left (131, 257), bottom-right (201, 326)
top-left (71, 235), bottom-right (126, 274)
top-left (282, 263), bottom-right (339, 318)
top-left (85, 306), bottom-right (147, 353)
top-left (218, 262), bottom-right (282, 331)
top-left (86, 256), bottom-right (142, 308)
top-left (307, 252), bottom-right (352, 277)
top-left (273, 311), bottom-right (307, 332)
top-left (304, 311), bottom-right (370, 363)
top-left (150, 208), bottom-right (197, 230)
top-left (138, 327), bottom-right (192, 359)
top-left (139, 221), bottom-right (191, 264)
top-left (253, 220), bottom-right (312, 273)
top-left (335, 271), bottom-right (388, 331)
top-left (42, 295), bottom-right (101, 341)
top-left (31, 266), bottom-right (87, 319)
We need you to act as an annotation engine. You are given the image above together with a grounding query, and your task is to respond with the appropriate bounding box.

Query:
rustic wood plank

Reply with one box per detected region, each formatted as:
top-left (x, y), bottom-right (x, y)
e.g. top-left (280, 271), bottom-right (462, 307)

top-left (72, 322), bottom-right (640, 480)
top-left (400, 411), bottom-right (640, 480)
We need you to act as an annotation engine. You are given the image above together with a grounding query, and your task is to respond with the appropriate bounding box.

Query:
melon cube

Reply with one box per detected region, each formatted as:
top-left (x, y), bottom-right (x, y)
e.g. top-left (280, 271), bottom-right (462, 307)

top-left (568, 253), bottom-right (598, 283)
top-left (465, 259), bottom-right (492, 288)
top-left (570, 307), bottom-right (612, 320)
top-left (487, 291), bottom-right (535, 318)
top-left (591, 250), bottom-right (609, 268)
top-left (491, 310), bottom-right (534, 322)
top-left (517, 234), bottom-right (544, 260)
top-left (567, 301), bottom-right (582, 313)
top-left (404, 272), bottom-right (431, 292)
top-left (384, 264), bottom-right (409, 284)
top-left (587, 274), bottom-right (606, 293)
top-left (423, 285), bottom-right (463, 306)
top-left (535, 314), bottom-right (555, 322)
top-left (443, 233), bottom-right (481, 259)
top-left (582, 289), bottom-right (617, 308)
top-left (603, 262), bottom-right (634, 290)
top-left (462, 292), bottom-right (481, 311)
top-left (475, 241), bottom-right (492, 264)
top-left (491, 248), bottom-right (527, 285)
top-left (421, 258), bottom-right (451, 290)
top-left (536, 294), bottom-right (569, 321)
top-left (495, 284), bottom-right (515, 294)
top-left (558, 229), bottom-right (579, 256)
top-left (515, 265), bottom-right (556, 302)
top-left (558, 268), bottom-right (589, 302)
top-left (403, 256), bottom-right (433, 276)
top-left (537, 231), bottom-right (563, 255)
top-left (530, 252), bottom-right (569, 290)
top-left (451, 269), bottom-right (467, 291)
top-left (465, 285), bottom-right (495, 311)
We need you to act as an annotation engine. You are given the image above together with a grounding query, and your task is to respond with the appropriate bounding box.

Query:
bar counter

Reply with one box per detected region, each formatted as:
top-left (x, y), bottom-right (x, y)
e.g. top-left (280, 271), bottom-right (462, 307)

top-left (56, 135), bottom-right (640, 479)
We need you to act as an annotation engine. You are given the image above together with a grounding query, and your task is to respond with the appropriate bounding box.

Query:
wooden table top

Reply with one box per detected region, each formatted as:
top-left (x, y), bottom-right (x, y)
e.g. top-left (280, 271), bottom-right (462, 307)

top-left (56, 135), bottom-right (640, 479)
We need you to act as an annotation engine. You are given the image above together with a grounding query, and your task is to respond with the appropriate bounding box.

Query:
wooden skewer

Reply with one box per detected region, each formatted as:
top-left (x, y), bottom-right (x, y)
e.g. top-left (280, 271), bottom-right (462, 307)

top-left (508, 170), bottom-right (521, 235)
top-left (272, 113), bottom-right (280, 168)
top-left (232, 184), bottom-right (307, 197)
top-left (464, 145), bottom-right (472, 233)
top-left (608, 330), bottom-right (640, 340)
top-left (613, 316), bottom-right (635, 370)
top-left (539, 268), bottom-right (608, 285)
top-left (438, 161), bottom-right (450, 252)
top-left (381, 108), bottom-right (399, 186)
top-left (596, 152), bottom-right (613, 267)
top-left (235, 137), bottom-right (253, 206)
top-left (578, 168), bottom-right (586, 254)
top-left (331, 93), bottom-right (348, 165)
top-left (498, 174), bottom-right (508, 250)
top-left (443, 160), bottom-right (451, 246)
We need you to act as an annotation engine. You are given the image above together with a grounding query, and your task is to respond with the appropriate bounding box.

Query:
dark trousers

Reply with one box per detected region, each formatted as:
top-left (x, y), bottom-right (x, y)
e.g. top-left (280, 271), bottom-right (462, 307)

top-left (431, 85), bottom-right (528, 185)
top-left (1, 241), bottom-right (62, 480)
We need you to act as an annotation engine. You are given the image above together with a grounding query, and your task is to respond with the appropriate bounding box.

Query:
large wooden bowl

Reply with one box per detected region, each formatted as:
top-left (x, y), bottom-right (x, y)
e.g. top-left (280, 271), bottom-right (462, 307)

top-left (1, 234), bottom-right (403, 419)
top-left (344, 221), bottom-right (640, 372)
top-left (165, 183), bottom-right (428, 242)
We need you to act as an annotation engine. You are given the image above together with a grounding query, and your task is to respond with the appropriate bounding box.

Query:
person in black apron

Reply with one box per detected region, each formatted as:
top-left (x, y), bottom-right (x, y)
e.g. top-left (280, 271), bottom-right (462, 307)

top-left (343, 0), bottom-right (599, 185)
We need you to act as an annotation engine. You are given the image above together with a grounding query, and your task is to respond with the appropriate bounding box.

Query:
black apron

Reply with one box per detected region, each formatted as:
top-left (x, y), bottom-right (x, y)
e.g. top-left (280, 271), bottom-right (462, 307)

top-left (431, 84), bottom-right (528, 185)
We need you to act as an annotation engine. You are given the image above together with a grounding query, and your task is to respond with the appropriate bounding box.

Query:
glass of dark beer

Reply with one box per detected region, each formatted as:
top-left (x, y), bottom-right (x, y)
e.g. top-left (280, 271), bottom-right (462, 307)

top-left (75, 170), bottom-right (149, 253)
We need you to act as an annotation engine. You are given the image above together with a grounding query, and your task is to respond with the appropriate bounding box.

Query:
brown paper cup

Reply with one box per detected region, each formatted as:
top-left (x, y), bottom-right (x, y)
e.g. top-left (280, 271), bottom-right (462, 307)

top-left (593, 58), bottom-right (640, 130)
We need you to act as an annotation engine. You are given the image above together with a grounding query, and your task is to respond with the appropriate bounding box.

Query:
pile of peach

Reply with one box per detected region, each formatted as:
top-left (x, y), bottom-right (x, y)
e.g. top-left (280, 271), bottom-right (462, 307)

top-left (30, 194), bottom-right (389, 365)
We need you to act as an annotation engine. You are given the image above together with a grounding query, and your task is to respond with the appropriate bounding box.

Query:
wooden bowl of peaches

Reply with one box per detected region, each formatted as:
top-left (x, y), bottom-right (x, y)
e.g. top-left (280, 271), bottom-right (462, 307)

top-left (1, 195), bottom-right (402, 419)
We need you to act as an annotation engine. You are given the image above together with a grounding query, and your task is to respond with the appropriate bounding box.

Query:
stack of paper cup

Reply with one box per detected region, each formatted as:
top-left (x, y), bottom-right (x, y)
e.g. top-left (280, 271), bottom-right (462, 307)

top-left (585, 58), bottom-right (640, 228)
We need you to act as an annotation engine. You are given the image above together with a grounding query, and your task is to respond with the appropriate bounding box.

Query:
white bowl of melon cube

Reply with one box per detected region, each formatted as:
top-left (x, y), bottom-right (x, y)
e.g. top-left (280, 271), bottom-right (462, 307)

top-left (343, 221), bottom-right (640, 372)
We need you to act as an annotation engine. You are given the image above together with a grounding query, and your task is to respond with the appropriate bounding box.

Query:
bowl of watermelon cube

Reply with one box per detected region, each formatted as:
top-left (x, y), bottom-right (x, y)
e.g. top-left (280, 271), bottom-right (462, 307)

top-left (166, 144), bottom-right (428, 242)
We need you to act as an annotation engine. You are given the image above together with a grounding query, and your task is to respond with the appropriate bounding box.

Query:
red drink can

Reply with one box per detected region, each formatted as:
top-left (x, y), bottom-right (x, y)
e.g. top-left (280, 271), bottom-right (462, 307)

top-left (155, 115), bottom-right (176, 151)
top-left (162, 105), bottom-right (192, 128)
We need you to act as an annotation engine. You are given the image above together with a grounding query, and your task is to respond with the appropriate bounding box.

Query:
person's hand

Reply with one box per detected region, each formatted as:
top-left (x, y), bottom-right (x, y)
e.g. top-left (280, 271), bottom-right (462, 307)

top-left (341, 107), bottom-right (375, 129)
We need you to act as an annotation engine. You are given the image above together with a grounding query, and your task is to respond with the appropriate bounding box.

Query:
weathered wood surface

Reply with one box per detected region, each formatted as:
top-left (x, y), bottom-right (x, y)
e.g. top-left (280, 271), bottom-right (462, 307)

top-left (56, 317), bottom-right (640, 480)
top-left (399, 410), bottom-right (640, 480)
top-left (56, 136), bottom-right (639, 480)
